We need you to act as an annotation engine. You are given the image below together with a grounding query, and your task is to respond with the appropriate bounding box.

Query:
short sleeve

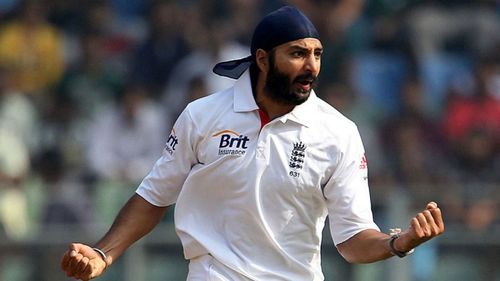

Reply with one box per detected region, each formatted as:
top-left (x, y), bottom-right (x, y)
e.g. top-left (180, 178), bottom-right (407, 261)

top-left (323, 125), bottom-right (379, 245)
top-left (136, 107), bottom-right (199, 206)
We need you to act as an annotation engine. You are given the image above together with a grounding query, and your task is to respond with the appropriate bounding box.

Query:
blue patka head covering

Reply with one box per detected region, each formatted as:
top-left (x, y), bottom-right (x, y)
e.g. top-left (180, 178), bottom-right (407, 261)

top-left (213, 5), bottom-right (320, 79)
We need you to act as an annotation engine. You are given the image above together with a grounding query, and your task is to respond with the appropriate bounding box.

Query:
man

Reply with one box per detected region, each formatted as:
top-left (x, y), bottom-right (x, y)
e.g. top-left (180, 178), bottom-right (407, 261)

top-left (61, 6), bottom-right (444, 281)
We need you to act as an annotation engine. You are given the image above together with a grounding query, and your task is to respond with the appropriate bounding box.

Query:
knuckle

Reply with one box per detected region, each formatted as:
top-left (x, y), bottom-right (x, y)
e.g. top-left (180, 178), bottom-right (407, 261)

top-left (426, 229), bottom-right (433, 236)
top-left (431, 226), bottom-right (440, 234)
top-left (431, 207), bottom-right (441, 214)
top-left (75, 254), bottom-right (84, 262)
top-left (431, 210), bottom-right (442, 219)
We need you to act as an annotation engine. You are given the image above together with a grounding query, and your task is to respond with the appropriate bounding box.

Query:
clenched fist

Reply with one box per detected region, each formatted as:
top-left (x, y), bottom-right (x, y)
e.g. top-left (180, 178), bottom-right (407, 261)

top-left (61, 243), bottom-right (108, 280)
top-left (393, 202), bottom-right (445, 253)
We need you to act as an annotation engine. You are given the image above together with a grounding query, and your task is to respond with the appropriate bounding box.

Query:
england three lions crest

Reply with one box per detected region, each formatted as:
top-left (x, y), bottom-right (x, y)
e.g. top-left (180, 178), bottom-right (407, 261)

top-left (289, 141), bottom-right (306, 177)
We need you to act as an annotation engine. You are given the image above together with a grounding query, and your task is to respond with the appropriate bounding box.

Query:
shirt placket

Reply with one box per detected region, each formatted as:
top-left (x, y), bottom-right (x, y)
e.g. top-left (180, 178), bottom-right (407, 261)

top-left (255, 125), bottom-right (270, 165)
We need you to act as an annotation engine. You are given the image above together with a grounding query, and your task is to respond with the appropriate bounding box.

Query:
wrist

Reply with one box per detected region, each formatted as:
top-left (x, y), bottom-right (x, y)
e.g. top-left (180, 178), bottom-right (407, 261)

top-left (389, 229), bottom-right (414, 258)
top-left (92, 247), bottom-right (109, 269)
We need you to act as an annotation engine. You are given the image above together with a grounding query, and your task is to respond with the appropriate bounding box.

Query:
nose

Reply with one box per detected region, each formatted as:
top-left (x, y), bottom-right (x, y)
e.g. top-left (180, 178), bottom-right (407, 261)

top-left (304, 53), bottom-right (320, 75)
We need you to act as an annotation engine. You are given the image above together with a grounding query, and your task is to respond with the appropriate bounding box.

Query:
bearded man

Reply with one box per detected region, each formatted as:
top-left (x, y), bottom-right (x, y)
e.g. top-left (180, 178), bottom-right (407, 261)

top-left (61, 6), bottom-right (444, 281)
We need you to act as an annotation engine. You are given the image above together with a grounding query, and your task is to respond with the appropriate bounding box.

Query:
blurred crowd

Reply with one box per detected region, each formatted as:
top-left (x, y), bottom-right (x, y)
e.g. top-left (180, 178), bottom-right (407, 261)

top-left (0, 0), bottom-right (498, 243)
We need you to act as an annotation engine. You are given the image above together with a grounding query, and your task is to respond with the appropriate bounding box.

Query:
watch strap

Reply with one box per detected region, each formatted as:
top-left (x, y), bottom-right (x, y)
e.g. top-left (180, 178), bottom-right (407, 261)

top-left (389, 234), bottom-right (414, 258)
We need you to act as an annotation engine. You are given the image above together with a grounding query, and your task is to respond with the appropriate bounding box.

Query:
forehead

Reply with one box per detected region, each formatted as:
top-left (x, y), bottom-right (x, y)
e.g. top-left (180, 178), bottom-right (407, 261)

top-left (274, 38), bottom-right (323, 51)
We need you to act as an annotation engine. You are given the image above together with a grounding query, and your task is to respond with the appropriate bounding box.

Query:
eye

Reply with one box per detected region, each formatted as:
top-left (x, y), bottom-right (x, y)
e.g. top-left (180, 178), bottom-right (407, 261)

top-left (291, 50), bottom-right (305, 58)
top-left (314, 50), bottom-right (323, 59)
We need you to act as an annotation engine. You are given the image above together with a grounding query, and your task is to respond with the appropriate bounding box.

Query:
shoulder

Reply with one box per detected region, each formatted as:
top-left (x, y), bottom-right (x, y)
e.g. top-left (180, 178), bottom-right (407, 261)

top-left (186, 87), bottom-right (232, 110)
top-left (311, 96), bottom-right (358, 135)
top-left (183, 86), bottom-right (234, 123)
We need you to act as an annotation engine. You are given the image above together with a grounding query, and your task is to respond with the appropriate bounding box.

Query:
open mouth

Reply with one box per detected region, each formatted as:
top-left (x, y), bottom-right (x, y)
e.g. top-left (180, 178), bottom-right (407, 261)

top-left (294, 79), bottom-right (314, 93)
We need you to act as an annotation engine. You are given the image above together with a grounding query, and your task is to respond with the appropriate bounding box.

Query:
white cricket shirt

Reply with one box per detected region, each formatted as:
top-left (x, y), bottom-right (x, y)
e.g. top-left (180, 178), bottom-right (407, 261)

top-left (136, 70), bottom-right (379, 280)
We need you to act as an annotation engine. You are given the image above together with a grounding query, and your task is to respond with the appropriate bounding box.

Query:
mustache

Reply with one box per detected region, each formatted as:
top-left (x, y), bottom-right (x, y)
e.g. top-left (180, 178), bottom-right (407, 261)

top-left (293, 73), bottom-right (318, 84)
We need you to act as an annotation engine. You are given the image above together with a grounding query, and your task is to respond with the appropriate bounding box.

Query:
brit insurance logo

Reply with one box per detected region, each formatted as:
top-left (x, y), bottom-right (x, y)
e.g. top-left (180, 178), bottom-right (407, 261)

top-left (212, 130), bottom-right (250, 157)
top-left (164, 128), bottom-right (179, 155)
top-left (289, 141), bottom-right (306, 177)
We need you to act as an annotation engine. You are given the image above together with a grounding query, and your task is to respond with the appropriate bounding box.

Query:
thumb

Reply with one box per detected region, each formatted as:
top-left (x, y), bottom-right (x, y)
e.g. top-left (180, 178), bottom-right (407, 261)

top-left (61, 243), bottom-right (87, 274)
top-left (68, 242), bottom-right (86, 254)
top-left (68, 243), bottom-right (81, 257)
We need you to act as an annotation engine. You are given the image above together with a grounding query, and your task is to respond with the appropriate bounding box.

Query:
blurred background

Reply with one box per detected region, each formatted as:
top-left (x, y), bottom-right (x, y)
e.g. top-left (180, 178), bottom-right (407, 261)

top-left (0, 0), bottom-right (498, 280)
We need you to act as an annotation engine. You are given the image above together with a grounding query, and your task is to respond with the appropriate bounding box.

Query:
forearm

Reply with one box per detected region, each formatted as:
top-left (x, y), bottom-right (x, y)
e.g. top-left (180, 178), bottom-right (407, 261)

top-left (94, 194), bottom-right (168, 266)
top-left (336, 229), bottom-right (394, 263)
top-left (336, 202), bottom-right (445, 263)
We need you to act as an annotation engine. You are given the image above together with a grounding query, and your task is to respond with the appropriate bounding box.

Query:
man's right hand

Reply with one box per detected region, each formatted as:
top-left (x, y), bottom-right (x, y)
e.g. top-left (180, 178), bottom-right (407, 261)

top-left (61, 243), bottom-right (107, 280)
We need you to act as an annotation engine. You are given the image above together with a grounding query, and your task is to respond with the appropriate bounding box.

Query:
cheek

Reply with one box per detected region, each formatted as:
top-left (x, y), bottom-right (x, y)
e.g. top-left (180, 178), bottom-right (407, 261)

top-left (273, 56), bottom-right (301, 75)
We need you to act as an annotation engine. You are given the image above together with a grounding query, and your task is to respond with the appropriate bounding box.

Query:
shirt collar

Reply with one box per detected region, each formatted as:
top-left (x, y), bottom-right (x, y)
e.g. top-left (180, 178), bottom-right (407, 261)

top-left (233, 69), bottom-right (316, 127)
top-left (280, 90), bottom-right (317, 128)
top-left (234, 70), bottom-right (259, 112)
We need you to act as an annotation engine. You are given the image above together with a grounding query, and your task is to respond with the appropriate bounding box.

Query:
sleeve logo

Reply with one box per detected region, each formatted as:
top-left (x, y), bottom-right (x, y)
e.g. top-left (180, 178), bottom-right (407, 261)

top-left (359, 154), bottom-right (368, 169)
top-left (164, 128), bottom-right (179, 155)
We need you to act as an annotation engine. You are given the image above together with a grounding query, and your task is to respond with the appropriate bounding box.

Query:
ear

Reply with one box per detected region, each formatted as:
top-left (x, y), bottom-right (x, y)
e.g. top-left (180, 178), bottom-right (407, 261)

top-left (255, 49), bottom-right (269, 73)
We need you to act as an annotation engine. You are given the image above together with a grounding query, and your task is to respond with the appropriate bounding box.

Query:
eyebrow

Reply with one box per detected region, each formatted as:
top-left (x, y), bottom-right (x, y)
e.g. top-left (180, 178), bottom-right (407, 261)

top-left (288, 45), bottom-right (323, 53)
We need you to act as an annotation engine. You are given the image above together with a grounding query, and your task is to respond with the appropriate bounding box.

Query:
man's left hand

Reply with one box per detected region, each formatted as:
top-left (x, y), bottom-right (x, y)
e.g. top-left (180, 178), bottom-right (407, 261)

top-left (394, 201), bottom-right (445, 253)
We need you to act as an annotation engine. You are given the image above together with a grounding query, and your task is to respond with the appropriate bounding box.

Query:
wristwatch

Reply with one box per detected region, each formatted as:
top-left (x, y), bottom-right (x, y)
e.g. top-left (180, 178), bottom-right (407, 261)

top-left (389, 233), bottom-right (415, 258)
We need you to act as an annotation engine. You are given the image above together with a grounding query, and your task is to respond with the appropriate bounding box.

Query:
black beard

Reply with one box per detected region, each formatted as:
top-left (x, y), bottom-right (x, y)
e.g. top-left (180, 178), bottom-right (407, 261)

top-left (264, 60), bottom-right (318, 106)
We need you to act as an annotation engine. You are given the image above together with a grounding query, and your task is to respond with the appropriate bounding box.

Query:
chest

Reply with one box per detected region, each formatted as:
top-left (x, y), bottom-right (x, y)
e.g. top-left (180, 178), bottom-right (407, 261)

top-left (195, 116), bottom-right (336, 198)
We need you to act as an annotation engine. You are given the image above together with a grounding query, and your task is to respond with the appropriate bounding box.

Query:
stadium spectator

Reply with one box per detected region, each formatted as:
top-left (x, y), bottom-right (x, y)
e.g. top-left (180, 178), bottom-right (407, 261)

top-left (0, 0), bottom-right (64, 99)
top-left (0, 64), bottom-right (38, 152)
top-left (381, 77), bottom-right (447, 187)
top-left (35, 148), bottom-right (93, 230)
top-left (441, 58), bottom-right (500, 182)
top-left (128, 0), bottom-right (190, 96)
top-left (82, 0), bottom-right (138, 80)
top-left (84, 82), bottom-right (169, 225)
top-left (408, 0), bottom-right (499, 60)
top-left (0, 127), bottom-right (30, 240)
top-left (0, 64), bottom-right (34, 241)
top-left (407, 0), bottom-right (499, 117)
top-left (86, 82), bottom-right (169, 185)
top-left (55, 29), bottom-right (123, 122)
top-left (162, 19), bottom-right (248, 119)
top-left (440, 57), bottom-right (500, 231)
